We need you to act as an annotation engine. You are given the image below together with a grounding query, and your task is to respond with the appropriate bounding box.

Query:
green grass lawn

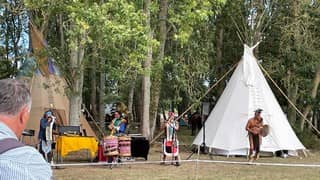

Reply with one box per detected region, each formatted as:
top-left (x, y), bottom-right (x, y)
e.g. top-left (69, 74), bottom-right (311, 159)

top-left (53, 126), bottom-right (320, 180)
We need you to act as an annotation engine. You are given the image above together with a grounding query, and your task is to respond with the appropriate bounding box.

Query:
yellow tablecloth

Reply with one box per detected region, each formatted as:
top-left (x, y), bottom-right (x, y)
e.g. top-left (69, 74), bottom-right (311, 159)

top-left (56, 136), bottom-right (98, 158)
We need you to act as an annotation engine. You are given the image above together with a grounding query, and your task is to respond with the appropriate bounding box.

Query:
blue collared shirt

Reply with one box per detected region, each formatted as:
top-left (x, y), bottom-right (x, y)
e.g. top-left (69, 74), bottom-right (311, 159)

top-left (0, 122), bottom-right (52, 180)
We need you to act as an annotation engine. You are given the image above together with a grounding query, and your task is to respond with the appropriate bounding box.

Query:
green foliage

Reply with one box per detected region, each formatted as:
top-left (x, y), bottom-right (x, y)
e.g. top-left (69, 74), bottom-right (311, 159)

top-left (261, 0), bottom-right (320, 110)
top-left (0, 0), bottom-right (29, 78)
top-left (157, 0), bottom-right (225, 112)
top-left (168, 0), bottom-right (216, 44)
top-left (24, 0), bottom-right (150, 101)
top-left (7, 0), bottom-right (319, 136)
top-left (296, 130), bottom-right (320, 150)
top-left (20, 0), bottom-right (227, 109)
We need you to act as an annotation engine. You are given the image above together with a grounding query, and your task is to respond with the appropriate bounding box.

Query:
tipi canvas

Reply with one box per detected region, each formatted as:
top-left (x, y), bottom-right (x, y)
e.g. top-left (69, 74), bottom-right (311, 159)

top-left (193, 44), bottom-right (305, 156)
top-left (25, 74), bottom-right (96, 141)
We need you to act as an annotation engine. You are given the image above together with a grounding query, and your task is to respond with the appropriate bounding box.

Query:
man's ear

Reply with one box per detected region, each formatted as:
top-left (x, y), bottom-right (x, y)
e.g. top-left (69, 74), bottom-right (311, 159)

top-left (19, 105), bottom-right (30, 124)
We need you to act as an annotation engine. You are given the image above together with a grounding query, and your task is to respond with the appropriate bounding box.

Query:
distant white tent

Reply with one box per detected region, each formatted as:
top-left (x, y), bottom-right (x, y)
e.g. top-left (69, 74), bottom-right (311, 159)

top-left (193, 44), bottom-right (305, 156)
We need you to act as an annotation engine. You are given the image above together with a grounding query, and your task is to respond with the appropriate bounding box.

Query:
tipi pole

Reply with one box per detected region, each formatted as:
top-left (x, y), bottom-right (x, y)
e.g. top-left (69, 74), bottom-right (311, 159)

top-left (150, 62), bottom-right (239, 145)
top-left (82, 105), bottom-right (105, 139)
top-left (258, 63), bottom-right (320, 135)
top-left (195, 144), bottom-right (201, 180)
top-left (29, 73), bottom-right (35, 92)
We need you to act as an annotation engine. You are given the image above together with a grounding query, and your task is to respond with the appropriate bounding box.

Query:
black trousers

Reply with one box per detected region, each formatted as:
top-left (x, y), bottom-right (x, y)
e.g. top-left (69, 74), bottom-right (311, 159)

top-left (252, 134), bottom-right (260, 153)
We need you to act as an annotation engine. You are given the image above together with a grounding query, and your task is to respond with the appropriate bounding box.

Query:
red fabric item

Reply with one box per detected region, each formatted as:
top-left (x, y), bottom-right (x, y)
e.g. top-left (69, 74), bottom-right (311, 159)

top-left (165, 141), bottom-right (177, 153)
top-left (98, 144), bottom-right (106, 161)
top-left (165, 141), bottom-right (172, 147)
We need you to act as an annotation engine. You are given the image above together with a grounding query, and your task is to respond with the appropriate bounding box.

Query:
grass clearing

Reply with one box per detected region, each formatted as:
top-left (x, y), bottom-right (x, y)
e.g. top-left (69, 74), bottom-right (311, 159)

top-left (53, 126), bottom-right (320, 180)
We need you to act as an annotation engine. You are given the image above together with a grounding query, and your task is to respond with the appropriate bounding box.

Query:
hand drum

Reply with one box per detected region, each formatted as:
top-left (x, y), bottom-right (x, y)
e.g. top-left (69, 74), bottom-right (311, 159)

top-left (260, 125), bottom-right (269, 137)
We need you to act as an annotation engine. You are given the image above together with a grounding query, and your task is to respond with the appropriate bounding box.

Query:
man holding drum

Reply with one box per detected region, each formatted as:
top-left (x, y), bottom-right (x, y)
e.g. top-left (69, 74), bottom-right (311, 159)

top-left (106, 111), bottom-right (128, 164)
top-left (245, 108), bottom-right (264, 162)
top-left (108, 111), bottom-right (127, 136)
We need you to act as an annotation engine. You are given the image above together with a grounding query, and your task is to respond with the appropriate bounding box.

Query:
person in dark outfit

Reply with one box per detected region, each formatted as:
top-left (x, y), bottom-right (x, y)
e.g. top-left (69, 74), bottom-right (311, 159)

top-left (38, 110), bottom-right (56, 162)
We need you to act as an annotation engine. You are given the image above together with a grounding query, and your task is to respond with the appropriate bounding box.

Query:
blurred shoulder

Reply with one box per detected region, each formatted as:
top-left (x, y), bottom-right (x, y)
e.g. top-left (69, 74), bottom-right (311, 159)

top-left (4, 145), bottom-right (47, 164)
top-left (1, 146), bottom-right (52, 178)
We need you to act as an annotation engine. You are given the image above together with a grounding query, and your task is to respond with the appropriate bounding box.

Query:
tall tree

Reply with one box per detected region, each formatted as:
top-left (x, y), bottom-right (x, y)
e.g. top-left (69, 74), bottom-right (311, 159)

top-left (25, 0), bottom-right (147, 129)
top-left (141, 0), bottom-right (152, 139)
top-left (149, 0), bottom-right (168, 139)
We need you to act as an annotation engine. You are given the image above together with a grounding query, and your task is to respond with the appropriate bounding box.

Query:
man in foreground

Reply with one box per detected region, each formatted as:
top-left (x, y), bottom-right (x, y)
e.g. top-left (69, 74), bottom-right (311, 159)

top-left (0, 79), bottom-right (52, 179)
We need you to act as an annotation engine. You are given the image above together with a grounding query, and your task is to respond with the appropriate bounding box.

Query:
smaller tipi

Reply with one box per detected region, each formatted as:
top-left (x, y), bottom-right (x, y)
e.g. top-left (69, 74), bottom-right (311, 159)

top-left (19, 23), bottom-right (96, 145)
top-left (193, 44), bottom-right (305, 156)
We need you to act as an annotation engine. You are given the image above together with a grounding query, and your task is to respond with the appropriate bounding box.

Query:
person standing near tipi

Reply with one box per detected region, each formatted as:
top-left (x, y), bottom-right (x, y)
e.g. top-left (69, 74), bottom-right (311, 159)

top-left (38, 111), bottom-right (56, 161)
top-left (245, 108), bottom-right (264, 162)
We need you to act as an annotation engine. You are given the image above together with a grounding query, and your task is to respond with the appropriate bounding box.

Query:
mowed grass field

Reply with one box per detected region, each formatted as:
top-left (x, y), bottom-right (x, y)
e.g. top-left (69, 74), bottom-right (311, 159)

top-left (53, 126), bottom-right (320, 180)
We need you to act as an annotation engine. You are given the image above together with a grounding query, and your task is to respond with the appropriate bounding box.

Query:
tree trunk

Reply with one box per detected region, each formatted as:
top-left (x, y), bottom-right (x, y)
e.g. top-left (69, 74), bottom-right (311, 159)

top-left (99, 71), bottom-right (106, 132)
top-left (215, 25), bottom-right (224, 95)
top-left (287, 70), bottom-right (298, 125)
top-left (128, 77), bottom-right (136, 122)
top-left (142, 74), bottom-right (151, 139)
top-left (309, 109), bottom-right (316, 130)
top-left (59, 13), bottom-right (64, 49)
top-left (90, 54), bottom-right (98, 121)
top-left (216, 28), bottom-right (223, 71)
top-left (287, 84), bottom-right (298, 124)
top-left (69, 64), bottom-right (84, 126)
top-left (135, 81), bottom-right (143, 123)
top-left (315, 110), bottom-right (319, 130)
top-left (300, 64), bottom-right (320, 130)
top-left (150, 0), bottom-right (168, 139)
top-left (69, 94), bottom-right (82, 126)
top-left (141, 0), bottom-right (152, 139)
top-left (69, 29), bottom-right (85, 126)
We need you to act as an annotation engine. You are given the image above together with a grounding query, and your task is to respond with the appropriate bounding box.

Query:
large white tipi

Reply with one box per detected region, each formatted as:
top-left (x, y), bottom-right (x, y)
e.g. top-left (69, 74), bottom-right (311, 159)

top-left (193, 44), bottom-right (305, 156)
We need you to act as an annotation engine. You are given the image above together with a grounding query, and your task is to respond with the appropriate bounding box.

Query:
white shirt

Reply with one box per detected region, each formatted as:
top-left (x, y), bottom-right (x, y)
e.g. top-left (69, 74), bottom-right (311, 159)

top-left (0, 122), bottom-right (52, 180)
